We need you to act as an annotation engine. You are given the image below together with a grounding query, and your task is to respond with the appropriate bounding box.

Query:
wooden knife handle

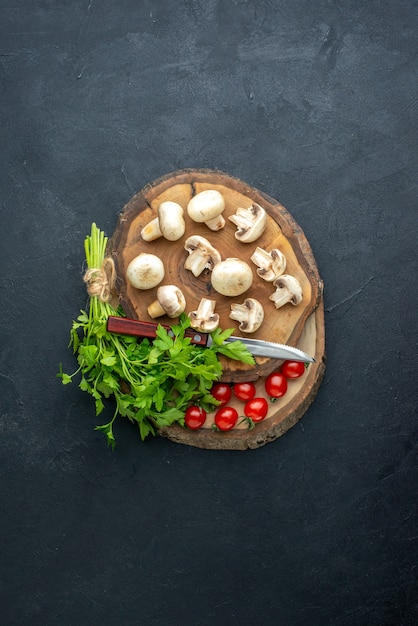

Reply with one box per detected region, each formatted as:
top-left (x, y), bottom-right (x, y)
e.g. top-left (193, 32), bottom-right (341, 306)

top-left (106, 316), bottom-right (209, 346)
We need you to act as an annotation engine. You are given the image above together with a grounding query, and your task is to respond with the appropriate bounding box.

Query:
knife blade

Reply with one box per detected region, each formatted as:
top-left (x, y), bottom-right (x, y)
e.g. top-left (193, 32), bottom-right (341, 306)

top-left (107, 316), bottom-right (315, 363)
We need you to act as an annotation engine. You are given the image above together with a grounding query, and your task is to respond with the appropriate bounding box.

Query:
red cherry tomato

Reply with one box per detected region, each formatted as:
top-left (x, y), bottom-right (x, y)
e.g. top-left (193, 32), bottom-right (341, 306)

top-left (214, 406), bottom-right (239, 431)
top-left (265, 372), bottom-right (288, 399)
top-left (210, 382), bottom-right (232, 405)
top-left (184, 406), bottom-right (207, 430)
top-left (280, 360), bottom-right (307, 379)
top-left (244, 397), bottom-right (268, 422)
top-left (232, 382), bottom-right (256, 401)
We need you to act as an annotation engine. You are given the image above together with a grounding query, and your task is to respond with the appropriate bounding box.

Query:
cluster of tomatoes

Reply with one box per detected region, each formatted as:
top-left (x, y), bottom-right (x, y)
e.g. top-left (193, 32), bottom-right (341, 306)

top-left (184, 360), bottom-right (308, 432)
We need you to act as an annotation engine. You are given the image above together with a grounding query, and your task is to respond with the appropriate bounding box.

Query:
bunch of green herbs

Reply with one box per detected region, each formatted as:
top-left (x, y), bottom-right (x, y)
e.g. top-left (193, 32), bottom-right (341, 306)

top-left (58, 223), bottom-right (254, 448)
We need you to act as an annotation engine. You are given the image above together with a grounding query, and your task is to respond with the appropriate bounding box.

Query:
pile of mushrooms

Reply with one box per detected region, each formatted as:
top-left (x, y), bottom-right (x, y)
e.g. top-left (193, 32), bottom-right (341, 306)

top-left (125, 187), bottom-right (304, 336)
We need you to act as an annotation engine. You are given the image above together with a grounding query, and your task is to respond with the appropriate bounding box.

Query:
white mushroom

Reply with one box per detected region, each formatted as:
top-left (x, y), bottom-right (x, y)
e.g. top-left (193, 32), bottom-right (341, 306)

top-left (228, 202), bottom-right (267, 243)
top-left (229, 298), bottom-right (264, 333)
top-left (250, 246), bottom-right (287, 281)
top-left (141, 201), bottom-right (185, 242)
top-left (126, 253), bottom-right (165, 290)
top-left (269, 275), bottom-right (303, 309)
top-left (184, 235), bottom-right (222, 277)
top-left (187, 190), bottom-right (225, 231)
top-left (189, 298), bottom-right (220, 332)
top-left (211, 258), bottom-right (253, 297)
top-left (147, 285), bottom-right (186, 318)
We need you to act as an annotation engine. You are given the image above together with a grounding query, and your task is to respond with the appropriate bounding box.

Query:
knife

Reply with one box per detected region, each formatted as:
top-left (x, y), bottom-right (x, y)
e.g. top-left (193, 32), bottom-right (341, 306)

top-left (107, 316), bottom-right (315, 363)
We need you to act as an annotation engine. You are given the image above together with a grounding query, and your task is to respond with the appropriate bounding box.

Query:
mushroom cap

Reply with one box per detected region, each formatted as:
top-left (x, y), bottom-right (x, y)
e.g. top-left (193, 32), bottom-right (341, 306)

top-left (211, 258), bottom-right (253, 297)
top-left (187, 190), bottom-right (225, 223)
top-left (229, 298), bottom-right (264, 333)
top-left (126, 253), bottom-right (165, 290)
top-left (269, 274), bottom-right (303, 308)
top-left (155, 284), bottom-right (186, 317)
top-left (157, 201), bottom-right (186, 241)
top-left (228, 203), bottom-right (267, 243)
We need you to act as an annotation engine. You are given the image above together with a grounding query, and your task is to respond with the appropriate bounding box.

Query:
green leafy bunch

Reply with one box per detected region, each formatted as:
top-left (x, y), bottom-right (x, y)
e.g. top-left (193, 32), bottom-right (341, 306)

top-left (58, 223), bottom-right (254, 448)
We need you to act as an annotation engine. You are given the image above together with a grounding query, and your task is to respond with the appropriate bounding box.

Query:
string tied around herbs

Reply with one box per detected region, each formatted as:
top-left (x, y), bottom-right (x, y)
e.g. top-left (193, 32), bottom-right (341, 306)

top-left (83, 257), bottom-right (116, 304)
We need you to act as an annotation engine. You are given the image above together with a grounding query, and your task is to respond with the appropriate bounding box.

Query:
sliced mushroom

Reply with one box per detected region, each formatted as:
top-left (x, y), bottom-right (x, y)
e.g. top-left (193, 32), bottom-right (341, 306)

top-left (229, 298), bottom-right (264, 333)
top-left (187, 190), bottom-right (226, 231)
top-left (211, 258), bottom-right (253, 297)
top-left (228, 202), bottom-right (267, 243)
top-left (126, 253), bottom-right (165, 290)
top-left (141, 201), bottom-right (185, 242)
top-left (250, 246), bottom-right (287, 281)
top-left (189, 298), bottom-right (220, 332)
top-left (184, 235), bottom-right (222, 277)
top-left (147, 285), bottom-right (186, 318)
top-left (269, 275), bottom-right (303, 309)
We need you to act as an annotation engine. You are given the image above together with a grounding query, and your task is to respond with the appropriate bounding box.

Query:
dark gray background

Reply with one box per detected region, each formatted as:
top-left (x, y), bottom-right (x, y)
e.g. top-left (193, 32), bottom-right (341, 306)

top-left (1, 1), bottom-right (417, 624)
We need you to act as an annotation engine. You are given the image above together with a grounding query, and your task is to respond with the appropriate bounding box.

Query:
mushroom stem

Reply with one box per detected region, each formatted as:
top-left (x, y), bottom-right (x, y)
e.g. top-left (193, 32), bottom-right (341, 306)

top-left (204, 214), bottom-right (225, 231)
top-left (184, 250), bottom-right (214, 277)
top-left (269, 292), bottom-right (294, 309)
top-left (147, 300), bottom-right (166, 318)
top-left (141, 217), bottom-right (162, 242)
top-left (228, 209), bottom-right (252, 230)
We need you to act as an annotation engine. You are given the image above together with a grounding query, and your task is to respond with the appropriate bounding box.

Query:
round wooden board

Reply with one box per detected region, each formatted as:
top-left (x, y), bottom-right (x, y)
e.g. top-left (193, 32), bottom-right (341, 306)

top-left (108, 169), bottom-right (325, 451)
top-left (108, 169), bottom-right (323, 383)
top-left (158, 300), bottom-right (326, 450)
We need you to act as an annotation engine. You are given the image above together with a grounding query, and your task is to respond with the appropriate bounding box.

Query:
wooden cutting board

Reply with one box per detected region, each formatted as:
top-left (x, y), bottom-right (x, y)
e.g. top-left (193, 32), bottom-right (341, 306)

top-left (108, 169), bottom-right (323, 382)
top-left (107, 169), bottom-right (325, 449)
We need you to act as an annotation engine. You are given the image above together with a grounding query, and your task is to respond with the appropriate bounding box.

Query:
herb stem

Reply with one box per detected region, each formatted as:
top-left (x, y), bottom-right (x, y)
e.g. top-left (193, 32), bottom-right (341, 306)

top-left (59, 223), bottom-right (255, 448)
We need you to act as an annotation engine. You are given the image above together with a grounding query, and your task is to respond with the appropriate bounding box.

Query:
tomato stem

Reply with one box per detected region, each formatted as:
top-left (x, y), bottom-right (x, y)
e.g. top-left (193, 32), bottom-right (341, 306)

top-left (238, 416), bottom-right (255, 430)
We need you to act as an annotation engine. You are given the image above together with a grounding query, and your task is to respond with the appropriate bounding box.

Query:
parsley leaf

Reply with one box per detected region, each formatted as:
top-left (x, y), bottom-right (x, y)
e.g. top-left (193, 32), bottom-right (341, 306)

top-left (59, 224), bottom-right (255, 448)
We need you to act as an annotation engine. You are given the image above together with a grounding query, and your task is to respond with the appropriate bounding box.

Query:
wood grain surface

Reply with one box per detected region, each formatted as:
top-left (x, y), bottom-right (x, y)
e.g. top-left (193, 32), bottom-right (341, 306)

top-left (108, 169), bottom-right (323, 382)
top-left (107, 169), bottom-right (325, 450)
